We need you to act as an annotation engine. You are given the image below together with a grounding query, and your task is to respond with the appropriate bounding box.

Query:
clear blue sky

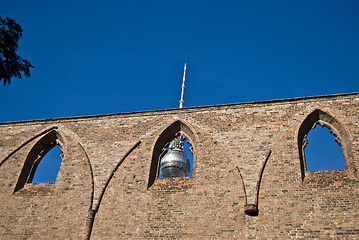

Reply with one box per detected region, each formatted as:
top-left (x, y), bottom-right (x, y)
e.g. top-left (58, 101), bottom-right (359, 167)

top-left (1, 0), bottom-right (358, 122)
top-left (1, 1), bottom-right (357, 177)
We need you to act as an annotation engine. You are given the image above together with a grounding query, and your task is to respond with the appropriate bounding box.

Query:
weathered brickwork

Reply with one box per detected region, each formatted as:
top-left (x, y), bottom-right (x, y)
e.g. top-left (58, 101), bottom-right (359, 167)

top-left (0, 93), bottom-right (358, 239)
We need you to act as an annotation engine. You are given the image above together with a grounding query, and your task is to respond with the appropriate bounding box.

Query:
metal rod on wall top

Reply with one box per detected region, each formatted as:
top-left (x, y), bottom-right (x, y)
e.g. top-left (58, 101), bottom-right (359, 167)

top-left (179, 63), bottom-right (187, 108)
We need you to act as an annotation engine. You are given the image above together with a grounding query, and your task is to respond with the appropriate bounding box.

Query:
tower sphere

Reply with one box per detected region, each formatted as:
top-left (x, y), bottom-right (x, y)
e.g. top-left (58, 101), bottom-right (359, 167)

top-left (160, 135), bottom-right (190, 178)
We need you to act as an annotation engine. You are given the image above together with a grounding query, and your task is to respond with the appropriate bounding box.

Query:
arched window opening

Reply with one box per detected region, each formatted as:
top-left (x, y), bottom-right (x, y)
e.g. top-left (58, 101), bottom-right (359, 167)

top-left (298, 109), bottom-right (352, 179)
top-left (148, 120), bottom-right (196, 188)
top-left (158, 136), bottom-right (194, 178)
top-left (29, 144), bottom-right (63, 183)
top-left (14, 129), bottom-right (64, 192)
top-left (304, 124), bottom-right (345, 171)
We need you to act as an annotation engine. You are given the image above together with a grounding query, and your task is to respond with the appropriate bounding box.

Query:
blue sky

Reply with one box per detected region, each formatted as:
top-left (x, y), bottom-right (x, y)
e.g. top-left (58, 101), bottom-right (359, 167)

top-left (1, 1), bottom-right (358, 122)
top-left (32, 145), bottom-right (62, 183)
top-left (1, 1), bottom-right (357, 176)
top-left (305, 125), bottom-right (345, 171)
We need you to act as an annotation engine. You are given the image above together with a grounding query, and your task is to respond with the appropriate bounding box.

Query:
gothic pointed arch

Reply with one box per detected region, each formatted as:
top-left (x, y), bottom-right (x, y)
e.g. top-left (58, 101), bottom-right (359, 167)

top-left (297, 109), bottom-right (353, 179)
top-left (148, 120), bottom-right (197, 189)
top-left (14, 129), bottom-right (65, 192)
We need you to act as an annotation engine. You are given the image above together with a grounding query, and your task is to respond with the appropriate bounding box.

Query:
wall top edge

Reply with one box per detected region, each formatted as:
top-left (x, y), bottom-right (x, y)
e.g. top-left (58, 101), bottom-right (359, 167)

top-left (1, 92), bottom-right (358, 126)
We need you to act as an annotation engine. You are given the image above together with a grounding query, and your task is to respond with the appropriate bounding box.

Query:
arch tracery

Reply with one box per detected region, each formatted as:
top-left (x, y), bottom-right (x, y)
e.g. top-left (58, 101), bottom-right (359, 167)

top-left (297, 109), bottom-right (353, 179)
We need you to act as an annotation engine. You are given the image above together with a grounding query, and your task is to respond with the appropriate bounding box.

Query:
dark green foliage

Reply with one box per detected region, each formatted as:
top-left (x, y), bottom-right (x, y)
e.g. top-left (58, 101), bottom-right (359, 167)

top-left (0, 17), bottom-right (33, 86)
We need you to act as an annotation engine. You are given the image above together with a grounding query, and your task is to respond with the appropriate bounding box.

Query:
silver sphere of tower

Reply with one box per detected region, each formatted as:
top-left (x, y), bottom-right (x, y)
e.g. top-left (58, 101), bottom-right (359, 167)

top-left (160, 135), bottom-right (190, 178)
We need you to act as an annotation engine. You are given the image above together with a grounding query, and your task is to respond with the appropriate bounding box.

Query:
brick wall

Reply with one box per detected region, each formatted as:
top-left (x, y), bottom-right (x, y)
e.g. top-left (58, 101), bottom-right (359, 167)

top-left (0, 93), bottom-right (358, 239)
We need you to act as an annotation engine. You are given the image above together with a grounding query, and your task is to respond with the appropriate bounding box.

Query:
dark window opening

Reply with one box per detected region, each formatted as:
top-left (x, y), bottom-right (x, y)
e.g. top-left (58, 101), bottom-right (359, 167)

top-left (29, 144), bottom-right (63, 183)
top-left (304, 124), bottom-right (345, 171)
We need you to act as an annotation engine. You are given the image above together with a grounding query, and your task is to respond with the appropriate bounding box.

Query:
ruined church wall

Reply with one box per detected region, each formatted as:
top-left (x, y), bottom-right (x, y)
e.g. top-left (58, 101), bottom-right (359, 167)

top-left (0, 93), bottom-right (358, 239)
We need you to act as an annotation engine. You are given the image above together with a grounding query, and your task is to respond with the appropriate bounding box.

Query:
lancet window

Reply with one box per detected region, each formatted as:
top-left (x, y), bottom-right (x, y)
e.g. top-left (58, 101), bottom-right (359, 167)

top-left (14, 130), bottom-right (64, 192)
top-left (148, 120), bottom-right (195, 188)
top-left (298, 109), bottom-right (351, 179)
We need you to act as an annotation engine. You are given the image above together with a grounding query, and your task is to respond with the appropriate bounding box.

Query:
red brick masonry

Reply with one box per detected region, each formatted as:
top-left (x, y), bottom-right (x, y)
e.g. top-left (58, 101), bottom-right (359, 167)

top-left (0, 93), bottom-right (358, 239)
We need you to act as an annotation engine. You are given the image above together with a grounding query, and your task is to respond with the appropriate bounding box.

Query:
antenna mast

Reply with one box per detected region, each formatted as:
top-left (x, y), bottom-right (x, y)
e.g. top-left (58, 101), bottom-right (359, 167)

top-left (179, 63), bottom-right (187, 108)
